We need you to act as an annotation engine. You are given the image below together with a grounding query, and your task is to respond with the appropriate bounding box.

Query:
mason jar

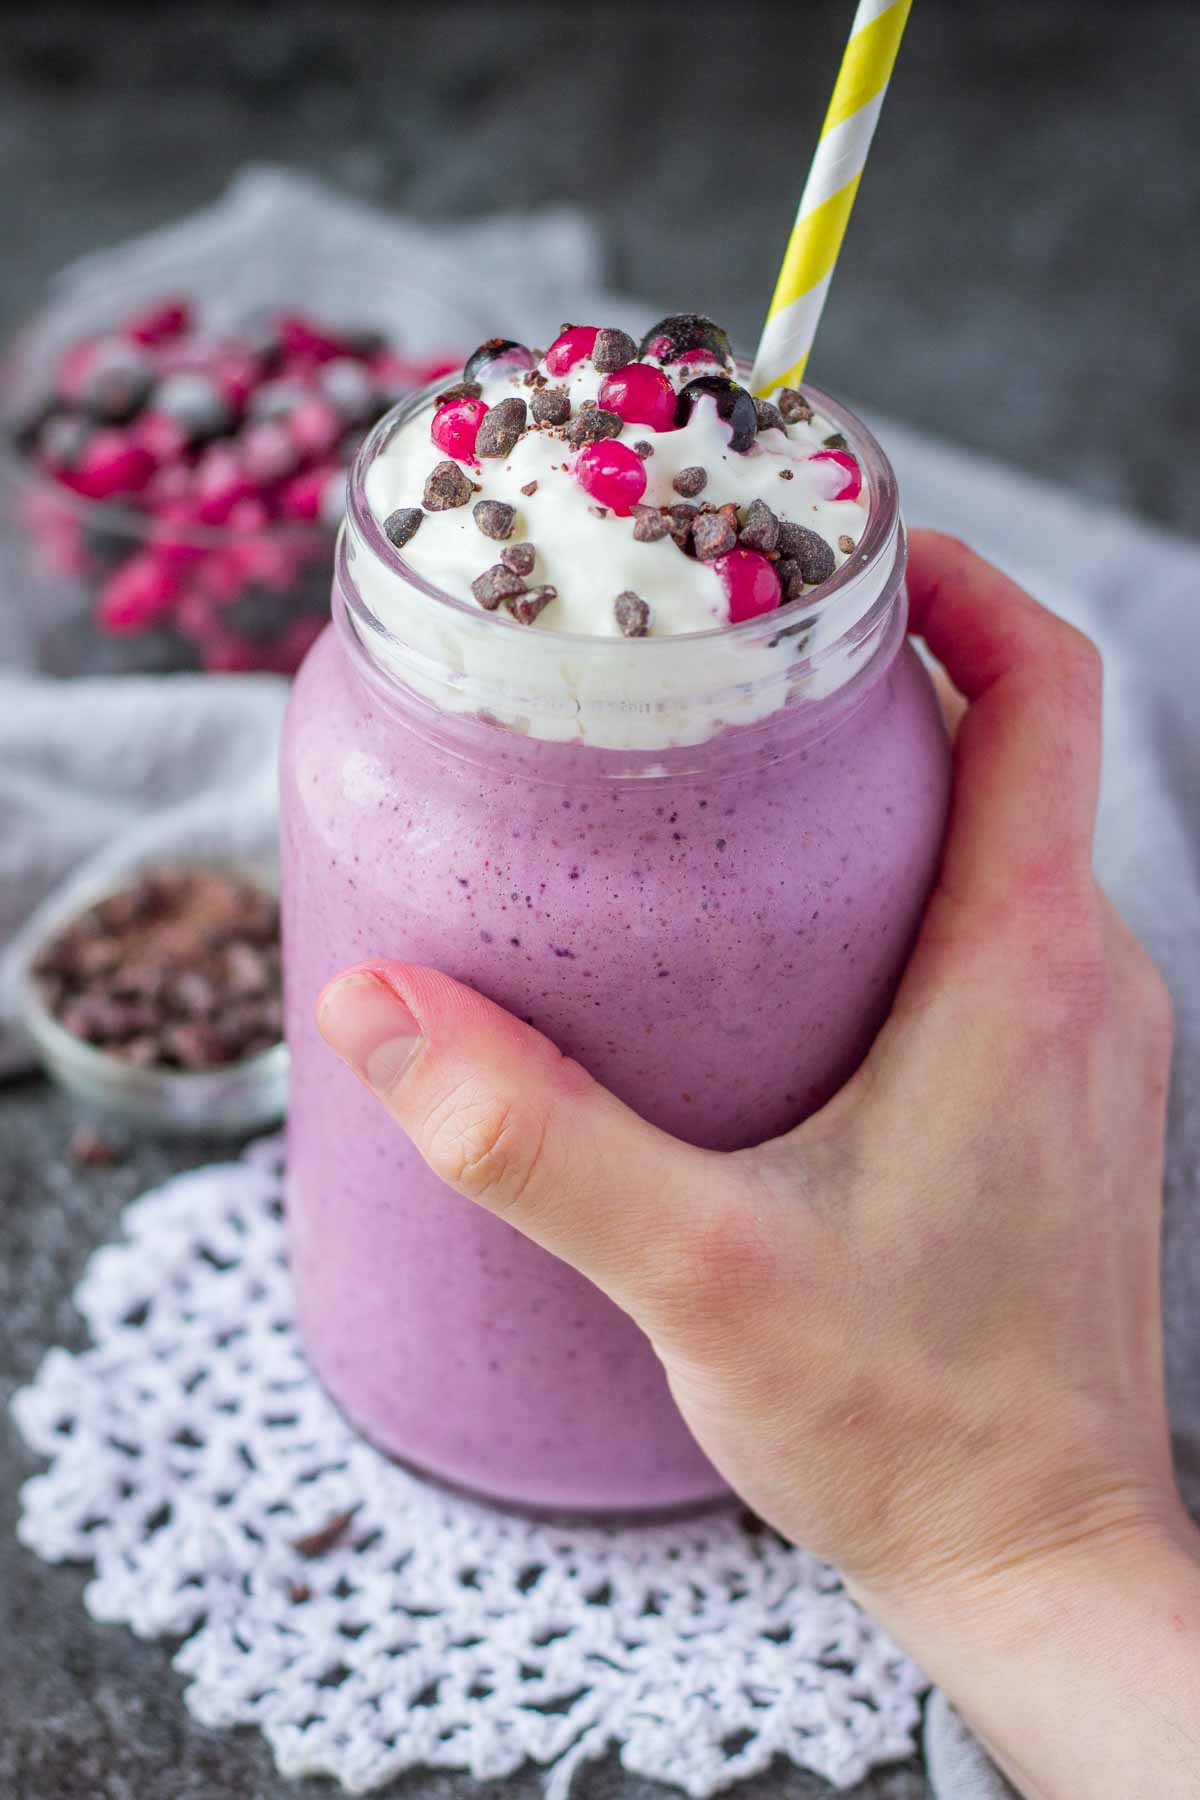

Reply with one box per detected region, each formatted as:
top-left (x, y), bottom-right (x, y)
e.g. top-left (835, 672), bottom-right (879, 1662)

top-left (280, 381), bottom-right (950, 1512)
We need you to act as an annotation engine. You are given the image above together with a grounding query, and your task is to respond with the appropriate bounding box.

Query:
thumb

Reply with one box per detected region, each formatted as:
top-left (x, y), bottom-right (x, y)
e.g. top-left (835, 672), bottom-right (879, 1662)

top-left (315, 960), bottom-right (727, 1316)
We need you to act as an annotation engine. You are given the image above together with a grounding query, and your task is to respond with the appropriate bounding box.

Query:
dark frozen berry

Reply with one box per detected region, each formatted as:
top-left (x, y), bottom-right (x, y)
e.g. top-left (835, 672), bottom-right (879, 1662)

top-left (776, 522), bottom-right (836, 586)
top-left (675, 376), bottom-right (757, 452)
top-left (632, 505), bottom-right (669, 543)
top-left (476, 396), bottom-right (527, 457)
top-left (247, 379), bottom-right (308, 422)
top-left (472, 563), bottom-right (527, 610)
top-left (500, 541), bottom-right (536, 576)
top-left (543, 326), bottom-right (599, 376)
top-left (591, 328), bottom-right (637, 372)
top-left (692, 511), bottom-right (738, 560)
top-left (464, 338), bottom-right (536, 384)
top-left (153, 370), bottom-right (233, 443)
top-left (754, 397), bottom-right (787, 433)
top-left (777, 387), bottom-right (813, 424)
top-left (38, 411), bottom-right (92, 469)
top-left (384, 507), bottom-right (423, 548)
top-left (318, 357), bottom-right (377, 424)
top-left (672, 465), bottom-right (707, 497)
top-left (506, 585), bottom-right (556, 625)
top-left (473, 498), bottom-right (515, 540)
top-left (614, 591), bottom-right (650, 636)
top-left (566, 406), bottom-right (623, 446)
top-left (435, 379), bottom-right (483, 406)
top-left (638, 314), bottom-right (733, 366)
top-left (531, 385), bottom-right (570, 426)
top-left (84, 344), bottom-right (154, 423)
top-left (738, 498), bottom-right (780, 553)
top-left (423, 460), bottom-right (473, 510)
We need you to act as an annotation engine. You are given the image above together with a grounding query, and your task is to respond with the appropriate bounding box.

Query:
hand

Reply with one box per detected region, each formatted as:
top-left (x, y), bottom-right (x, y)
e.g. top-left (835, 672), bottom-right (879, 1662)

top-left (317, 532), bottom-right (1198, 1798)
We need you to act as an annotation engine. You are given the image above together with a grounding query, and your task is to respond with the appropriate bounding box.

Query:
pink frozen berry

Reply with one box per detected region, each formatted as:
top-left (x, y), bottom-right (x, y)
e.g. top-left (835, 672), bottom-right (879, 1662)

top-left (573, 439), bottom-right (647, 516)
top-left (149, 501), bottom-right (206, 565)
top-left (808, 449), bottom-right (862, 502)
top-left (712, 549), bottom-right (782, 623)
top-left (125, 297), bottom-right (191, 345)
top-left (288, 395), bottom-right (343, 459)
top-left (277, 313), bottom-right (344, 363)
top-left (543, 326), bottom-right (599, 376)
top-left (131, 410), bottom-right (190, 463)
top-left (64, 431), bottom-right (156, 499)
top-left (431, 396), bottom-right (488, 462)
top-left (278, 465), bottom-right (335, 521)
top-left (597, 364), bottom-right (677, 433)
top-left (95, 554), bottom-right (180, 633)
top-left (241, 418), bottom-right (300, 485)
top-left (193, 444), bottom-right (255, 524)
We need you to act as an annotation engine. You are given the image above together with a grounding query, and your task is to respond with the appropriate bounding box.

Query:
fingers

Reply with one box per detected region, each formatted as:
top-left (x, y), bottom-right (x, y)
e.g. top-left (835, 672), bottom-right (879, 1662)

top-left (906, 530), bottom-right (1103, 914)
top-left (315, 960), bottom-right (722, 1314)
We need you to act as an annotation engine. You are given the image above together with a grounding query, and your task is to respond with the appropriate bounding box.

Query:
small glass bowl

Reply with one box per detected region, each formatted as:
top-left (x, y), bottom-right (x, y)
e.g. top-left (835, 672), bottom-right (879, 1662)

top-left (17, 864), bottom-right (288, 1138)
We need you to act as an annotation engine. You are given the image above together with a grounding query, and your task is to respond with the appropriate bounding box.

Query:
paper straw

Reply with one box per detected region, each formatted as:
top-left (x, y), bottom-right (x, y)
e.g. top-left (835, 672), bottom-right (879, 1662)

top-left (751, 0), bottom-right (912, 396)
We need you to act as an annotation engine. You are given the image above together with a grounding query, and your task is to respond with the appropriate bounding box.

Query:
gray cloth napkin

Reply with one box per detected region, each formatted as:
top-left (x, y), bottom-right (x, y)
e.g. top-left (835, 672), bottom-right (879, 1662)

top-left (3, 170), bottom-right (1199, 1799)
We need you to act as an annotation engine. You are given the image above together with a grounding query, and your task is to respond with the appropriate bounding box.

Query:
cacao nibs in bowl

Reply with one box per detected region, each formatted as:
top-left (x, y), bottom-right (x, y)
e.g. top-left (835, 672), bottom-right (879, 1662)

top-left (30, 864), bottom-right (282, 1073)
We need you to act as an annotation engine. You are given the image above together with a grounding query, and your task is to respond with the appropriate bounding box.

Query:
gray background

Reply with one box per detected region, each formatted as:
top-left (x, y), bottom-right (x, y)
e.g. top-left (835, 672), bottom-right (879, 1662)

top-left (1, 3), bottom-right (1196, 1796)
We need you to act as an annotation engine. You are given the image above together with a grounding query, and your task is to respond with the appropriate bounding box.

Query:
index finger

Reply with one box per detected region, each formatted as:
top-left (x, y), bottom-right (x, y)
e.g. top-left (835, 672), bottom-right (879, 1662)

top-left (906, 530), bottom-right (1102, 914)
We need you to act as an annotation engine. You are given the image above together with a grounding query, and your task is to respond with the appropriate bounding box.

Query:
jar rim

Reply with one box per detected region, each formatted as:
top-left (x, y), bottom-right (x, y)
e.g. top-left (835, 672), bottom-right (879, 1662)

top-left (342, 369), bottom-right (899, 656)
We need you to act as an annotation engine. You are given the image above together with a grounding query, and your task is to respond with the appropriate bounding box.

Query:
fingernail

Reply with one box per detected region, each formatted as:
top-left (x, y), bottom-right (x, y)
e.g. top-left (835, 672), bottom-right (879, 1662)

top-left (317, 970), bottom-right (422, 1092)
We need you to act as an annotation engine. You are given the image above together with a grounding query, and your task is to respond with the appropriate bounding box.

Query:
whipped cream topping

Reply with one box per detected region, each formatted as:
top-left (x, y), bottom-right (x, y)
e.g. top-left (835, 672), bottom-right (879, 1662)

top-left (364, 343), bottom-right (868, 638)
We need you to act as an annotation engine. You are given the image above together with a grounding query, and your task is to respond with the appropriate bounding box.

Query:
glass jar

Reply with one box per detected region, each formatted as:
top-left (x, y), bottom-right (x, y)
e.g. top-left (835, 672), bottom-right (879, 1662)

top-left (280, 382), bottom-right (951, 1513)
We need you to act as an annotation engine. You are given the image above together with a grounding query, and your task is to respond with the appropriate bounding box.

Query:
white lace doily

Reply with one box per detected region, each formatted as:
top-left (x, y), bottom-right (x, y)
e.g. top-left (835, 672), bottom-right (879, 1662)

top-left (12, 1138), bottom-right (925, 1797)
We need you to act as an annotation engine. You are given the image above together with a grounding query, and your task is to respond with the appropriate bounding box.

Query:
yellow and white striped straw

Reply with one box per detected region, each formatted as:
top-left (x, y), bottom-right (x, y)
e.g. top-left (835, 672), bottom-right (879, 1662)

top-left (751, 0), bottom-right (912, 396)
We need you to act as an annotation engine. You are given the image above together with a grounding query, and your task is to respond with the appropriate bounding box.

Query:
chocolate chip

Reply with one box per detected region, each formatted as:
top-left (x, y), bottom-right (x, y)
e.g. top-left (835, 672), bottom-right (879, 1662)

top-left (423, 460), bottom-right (473, 510)
top-left (777, 468), bottom-right (794, 480)
top-left (777, 387), bottom-right (814, 424)
top-left (776, 559), bottom-right (804, 600)
top-left (505, 585), bottom-right (556, 626)
top-left (822, 432), bottom-right (848, 449)
top-left (739, 498), bottom-right (780, 554)
top-left (434, 380), bottom-right (482, 406)
top-left (500, 541), bottom-right (536, 576)
top-left (566, 407), bottom-right (623, 446)
top-left (754, 397), bottom-right (787, 433)
top-left (632, 440), bottom-right (654, 459)
top-left (476, 396), bottom-right (527, 458)
top-left (632, 506), bottom-right (669, 543)
top-left (591, 327), bottom-right (637, 372)
top-left (383, 507), bottom-right (423, 548)
top-left (614, 591), bottom-right (650, 637)
top-left (531, 385), bottom-right (570, 426)
top-left (520, 480), bottom-right (538, 496)
top-left (672, 465), bottom-right (707, 498)
top-left (667, 502), bottom-right (700, 553)
top-left (472, 564), bottom-right (527, 610)
top-left (692, 512), bottom-right (738, 560)
top-left (777, 523), bottom-right (836, 586)
top-left (473, 499), bottom-right (516, 540)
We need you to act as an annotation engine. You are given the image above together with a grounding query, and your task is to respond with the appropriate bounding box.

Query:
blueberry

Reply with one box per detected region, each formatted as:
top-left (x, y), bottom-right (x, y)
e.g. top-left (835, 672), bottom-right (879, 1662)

top-left (463, 338), bottom-right (536, 384)
top-left (153, 371), bottom-right (233, 443)
top-left (638, 314), bottom-right (733, 366)
top-left (674, 376), bottom-right (758, 452)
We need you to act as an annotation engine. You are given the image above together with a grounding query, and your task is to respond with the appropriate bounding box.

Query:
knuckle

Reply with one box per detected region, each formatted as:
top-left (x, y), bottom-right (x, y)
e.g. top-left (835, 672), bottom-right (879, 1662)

top-left (422, 1081), bottom-right (545, 1213)
top-left (634, 1188), bottom-right (779, 1346)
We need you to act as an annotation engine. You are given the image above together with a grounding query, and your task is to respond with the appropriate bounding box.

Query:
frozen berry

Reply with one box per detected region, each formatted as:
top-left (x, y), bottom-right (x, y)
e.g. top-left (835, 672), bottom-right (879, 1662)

top-left (382, 508), bottom-right (422, 549)
top-left (124, 297), bottom-right (191, 345)
top-left (506, 585), bottom-right (556, 626)
top-left (808, 449), bottom-right (862, 502)
top-left (591, 328), bottom-right (637, 372)
top-left (77, 341), bottom-right (154, 423)
top-left (318, 357), bottom-right (377, 424)
top-left (777, 522), bottom-right (836, 586)
top-left (64, 430), bottom-right (156, 499)
top-left (614, 591), bottom-right (650, 636)
top-left (279, 466), bottom-right (334, 521)
top-left (597, 364), bottom-right (676, 433)
top-left (248, 379), bottom-right (308, 422)
top-left (712, 549), bottom-right (782, 623)
top-left (473, 498), bottom-right (515, 539)
top-left (573, 440), bottom-right (647, 516)
top-left (675, 376), bottom-right (757, 452)
top-left (531, 385), bottom-right (570, 426)
top-left (241, 419), bottom-right (300, 484)
top-left (672, 465), bottom-right (707, 497)
top-left (288, 396), bottom-right (343, 459)
top-left (423, 459), bottom-right (474, 511)
top-left (153, 370), bottom-right (233, 443)
top-left (277, 313), bottom-right (344, 363)
top-left (566, 406), bottom-right (623, 446)
top-left (37, 412), bottom-right (92, 470)
top-left (96, 555), bottom-right (180, 633)
top-left (319, 471), bottom-right (348, 528)
top-left (476, 396), bottom-right (527, 457)
top-left (738, 498), bottom-right (780, 553)
top-left (543, 325), bottom-right (599, 376)
top-left (431, 396), bottom-right (488, 461)
top-left (130, 410), bottom-right (190, 463)
top-left (464, 338), bottom-right (536, 383)
top-left (193, 445), bottom-right (255, 524)
top-left (638, 314), bottom-right (733, 367)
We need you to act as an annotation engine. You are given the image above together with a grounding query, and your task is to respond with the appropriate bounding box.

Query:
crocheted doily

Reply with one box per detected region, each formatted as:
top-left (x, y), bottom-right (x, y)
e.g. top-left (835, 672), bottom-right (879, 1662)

top-left (13, 1138), bottom-right (925, 1796)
